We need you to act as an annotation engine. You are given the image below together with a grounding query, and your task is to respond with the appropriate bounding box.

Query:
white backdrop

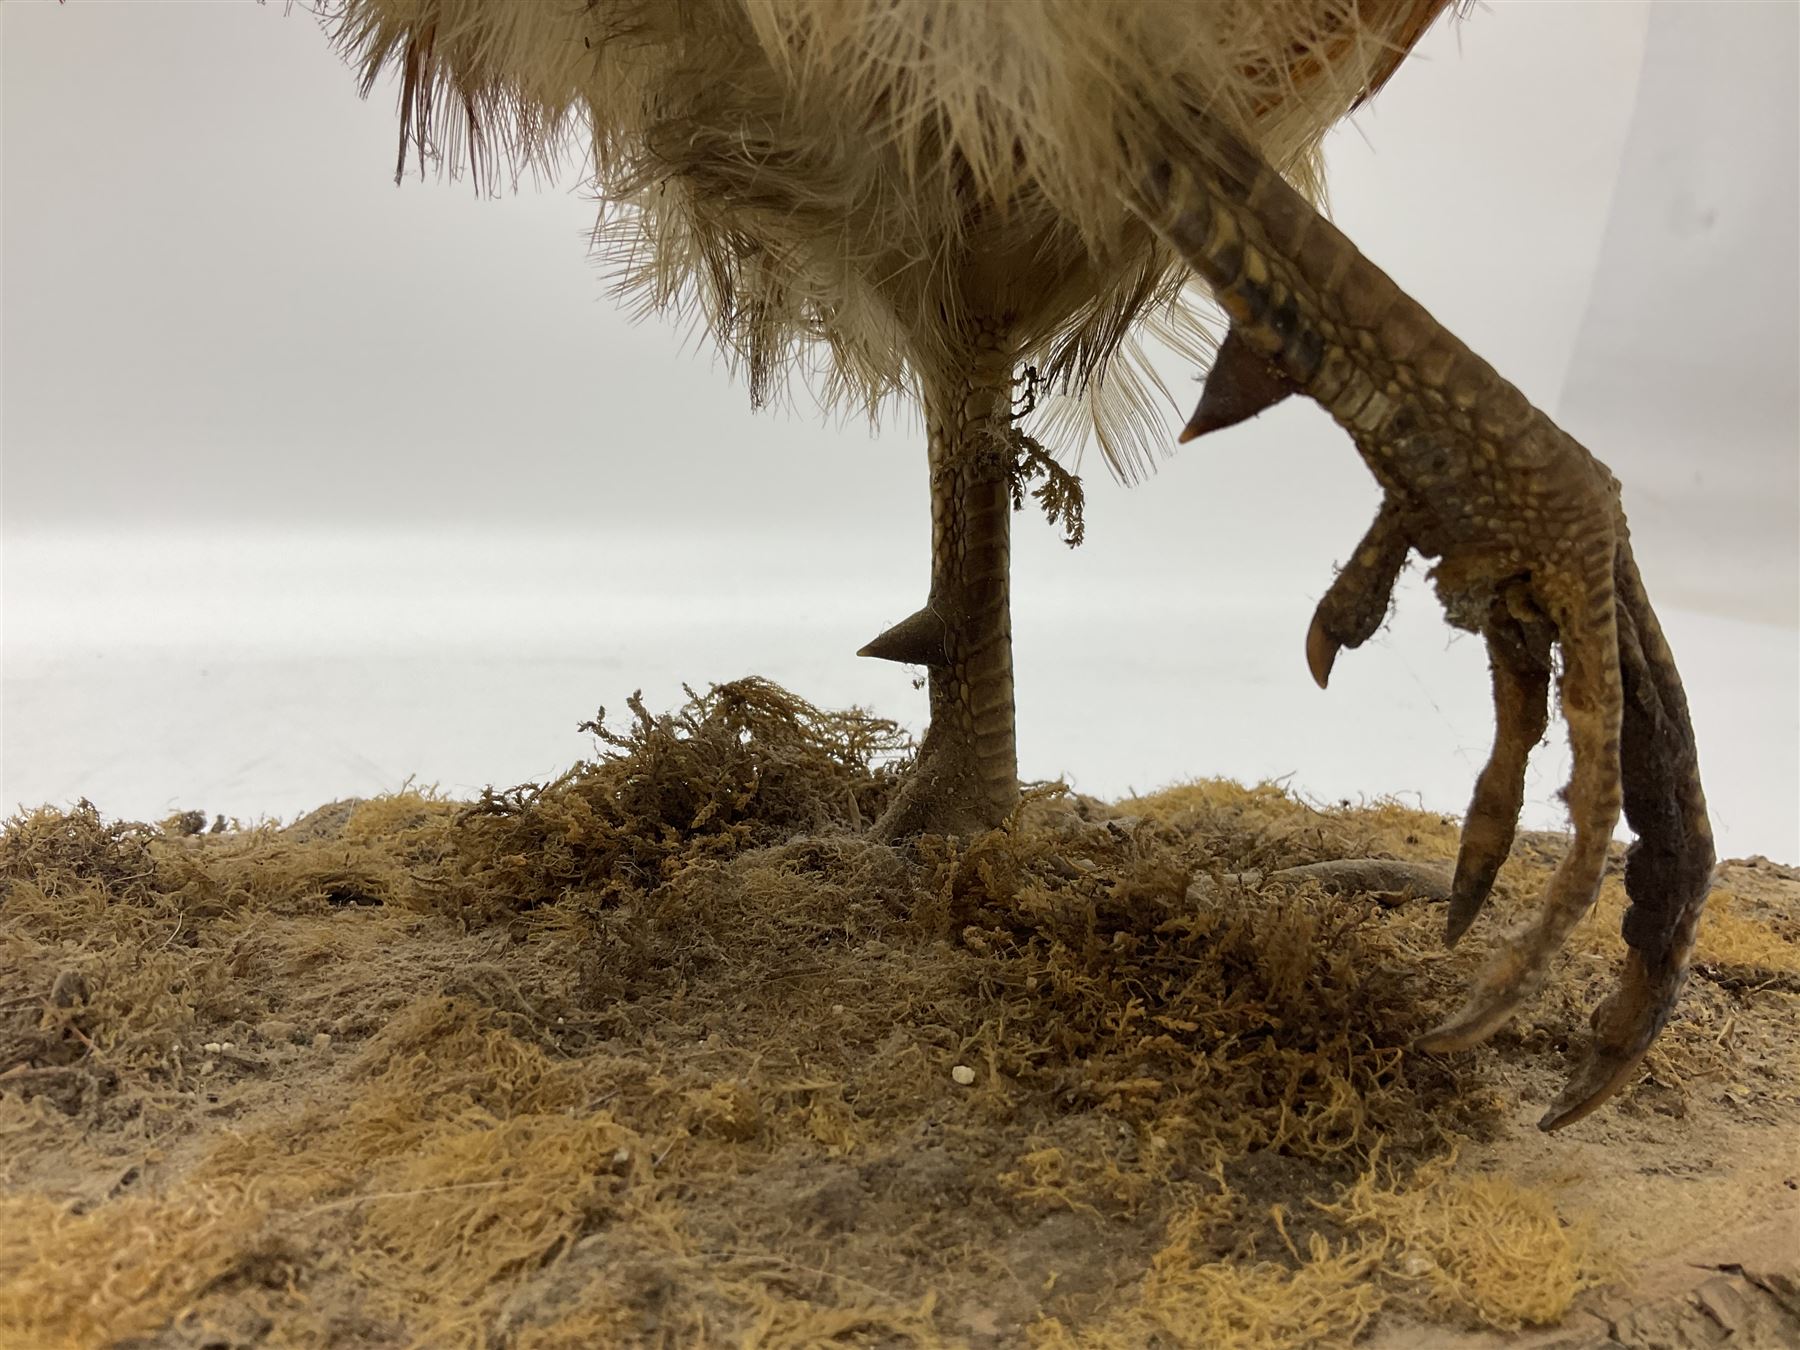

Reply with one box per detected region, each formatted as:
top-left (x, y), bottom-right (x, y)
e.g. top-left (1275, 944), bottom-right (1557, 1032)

top-left (4, 1), bottom-right (1796, 860)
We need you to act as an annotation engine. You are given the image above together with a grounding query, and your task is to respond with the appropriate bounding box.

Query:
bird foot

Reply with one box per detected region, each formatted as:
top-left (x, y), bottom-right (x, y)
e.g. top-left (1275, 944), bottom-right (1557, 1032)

top-left (1144, 101), bottom-right (1714, 1130)
top-left (1302, 493), bottom-right (1713, 1128)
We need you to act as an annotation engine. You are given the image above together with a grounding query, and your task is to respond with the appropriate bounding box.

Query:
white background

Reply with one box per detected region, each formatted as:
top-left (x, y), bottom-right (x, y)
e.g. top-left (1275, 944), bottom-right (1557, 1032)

top-left (4, 1), bottom-right (1796, 860)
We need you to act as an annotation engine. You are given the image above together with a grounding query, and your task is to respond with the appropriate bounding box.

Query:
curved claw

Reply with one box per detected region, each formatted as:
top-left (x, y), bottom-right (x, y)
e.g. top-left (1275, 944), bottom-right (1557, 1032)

top-left (1415, 966), bottom-right (1533, 1054)
top-left (1441, 887), bottom-right (1484, 950)
top-left (1305, 614), bottom-right (1339, 689)
top-left (1305, 498), bottom-right (1410, 690)
top-left (1539, 951), bottom-right (1678, 1129)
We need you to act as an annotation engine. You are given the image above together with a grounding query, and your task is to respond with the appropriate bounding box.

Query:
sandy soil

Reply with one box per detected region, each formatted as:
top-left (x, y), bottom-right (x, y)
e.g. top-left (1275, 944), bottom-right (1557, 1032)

top-left (1, 681), bottom-right (1795, 1348)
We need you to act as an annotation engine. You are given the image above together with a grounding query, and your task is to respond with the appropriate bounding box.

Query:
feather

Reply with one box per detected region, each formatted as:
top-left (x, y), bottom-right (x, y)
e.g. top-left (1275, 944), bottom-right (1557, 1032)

top-left (324, 0), bottom-right (1453, 478)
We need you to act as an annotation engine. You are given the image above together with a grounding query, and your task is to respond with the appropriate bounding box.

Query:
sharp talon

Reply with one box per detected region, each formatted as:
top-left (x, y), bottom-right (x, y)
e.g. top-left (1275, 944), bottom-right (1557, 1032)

top-left (1415, 987), bottom-right (1527, 1055)
top-left (1305, 613), bottom-right (1338, 689)
top-left (1304, 499), bottom-right (1409, 690)
top-left (1444, 826), bottom-right (1507, 949)
top-left (1181, 325), bottom-right (1297, 441)
top-left (1538, 951), bottom-right (1673, 1130)
top-left (1539, 1047), bottom-right (1645, 1132)
top-left (1443, 884), bottom-right (1486, 947)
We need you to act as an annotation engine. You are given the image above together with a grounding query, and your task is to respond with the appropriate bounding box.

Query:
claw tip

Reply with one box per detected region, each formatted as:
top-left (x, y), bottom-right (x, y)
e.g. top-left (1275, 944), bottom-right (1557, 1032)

top-left (1305, 618), bottom-right (1338, 690)
top-left (1538, 1077), bottom-right (1615, 1132)
top-left (1443, 898), bottom-right (1481, 949)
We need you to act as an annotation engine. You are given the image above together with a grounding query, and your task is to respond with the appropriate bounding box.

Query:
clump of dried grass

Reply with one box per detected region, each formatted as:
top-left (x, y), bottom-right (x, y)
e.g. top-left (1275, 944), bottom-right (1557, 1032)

top-left (924, 800), bottom-right (1485, 1171)
top-left (442, 678), bottom-right (912, 921)
top-left (0, 800), bottom-right (167, 902)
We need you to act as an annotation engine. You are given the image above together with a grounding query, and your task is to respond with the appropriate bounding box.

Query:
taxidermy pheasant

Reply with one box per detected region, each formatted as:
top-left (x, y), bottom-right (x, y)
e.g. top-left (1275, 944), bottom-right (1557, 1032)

top-left (323, 0), bottom-right (1714, 1130)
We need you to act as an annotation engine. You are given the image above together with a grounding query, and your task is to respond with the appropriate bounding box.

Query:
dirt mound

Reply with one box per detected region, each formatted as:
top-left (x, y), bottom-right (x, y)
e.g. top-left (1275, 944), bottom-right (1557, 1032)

top-left (2, 679), bottom-right (1795, 1347)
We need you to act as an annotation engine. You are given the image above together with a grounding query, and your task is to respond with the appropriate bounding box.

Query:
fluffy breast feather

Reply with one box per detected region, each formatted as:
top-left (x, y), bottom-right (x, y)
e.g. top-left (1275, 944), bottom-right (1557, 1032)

top-left (329, 0), bottom-right (1449, 477)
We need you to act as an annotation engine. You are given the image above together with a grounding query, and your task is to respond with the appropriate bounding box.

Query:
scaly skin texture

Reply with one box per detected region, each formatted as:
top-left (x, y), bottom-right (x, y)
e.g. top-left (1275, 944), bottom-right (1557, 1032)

top-left (868, 328), bottom-right (1022, 839)
top-left (1135, 109), bottom-right (1715, 1130)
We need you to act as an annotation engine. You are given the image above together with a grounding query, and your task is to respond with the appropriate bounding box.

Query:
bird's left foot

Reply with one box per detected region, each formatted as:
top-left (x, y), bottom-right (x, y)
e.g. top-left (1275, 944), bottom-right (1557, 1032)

top-left (1144, 108), bottom-right (1715, 1129)
top-left (1297, 481), bottom-right (1714, 1129)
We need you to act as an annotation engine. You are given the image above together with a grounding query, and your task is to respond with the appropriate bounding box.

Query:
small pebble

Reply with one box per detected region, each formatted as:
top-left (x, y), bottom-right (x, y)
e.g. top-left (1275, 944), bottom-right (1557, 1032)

top-left (951, 1065), bottom-right (976, 1086)
top-left (830, 1004), bottom-right (846, 1016)
top-left (202, 1042), bottom-right (223, 1054)
top-left (311, 1032), bottom-right (333, 1051)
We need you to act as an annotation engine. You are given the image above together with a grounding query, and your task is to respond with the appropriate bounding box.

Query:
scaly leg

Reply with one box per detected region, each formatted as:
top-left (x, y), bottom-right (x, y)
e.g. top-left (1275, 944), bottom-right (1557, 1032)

top-left (864, 329), bottom-right (1021, 838)
top-left (1133, 108), bottom-right (1714, 1127)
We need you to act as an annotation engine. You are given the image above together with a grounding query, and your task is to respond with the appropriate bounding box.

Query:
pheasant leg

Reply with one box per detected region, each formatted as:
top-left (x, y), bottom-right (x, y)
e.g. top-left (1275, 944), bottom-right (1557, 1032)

top-left (864, 332), bottom-right (1022, 838)
top-left (1135, 111), bottom-right (1714, 1127)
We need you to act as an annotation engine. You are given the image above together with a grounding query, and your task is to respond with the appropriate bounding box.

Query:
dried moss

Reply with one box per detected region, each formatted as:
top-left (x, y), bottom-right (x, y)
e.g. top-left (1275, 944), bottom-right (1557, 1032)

top-left (1, 678), bottom-right (1795, 1348)
top-left (1320, 1153), bottom-right (1603, 1329)
top-left (1694, 886), bottom-right (1800, 979)
top-left (1031, 1150), bottom-right (1603, 1348)
top-left (0, 1186), bottom-right (273, 1348)
top-left (442, 678), bottom-right (912, 921)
